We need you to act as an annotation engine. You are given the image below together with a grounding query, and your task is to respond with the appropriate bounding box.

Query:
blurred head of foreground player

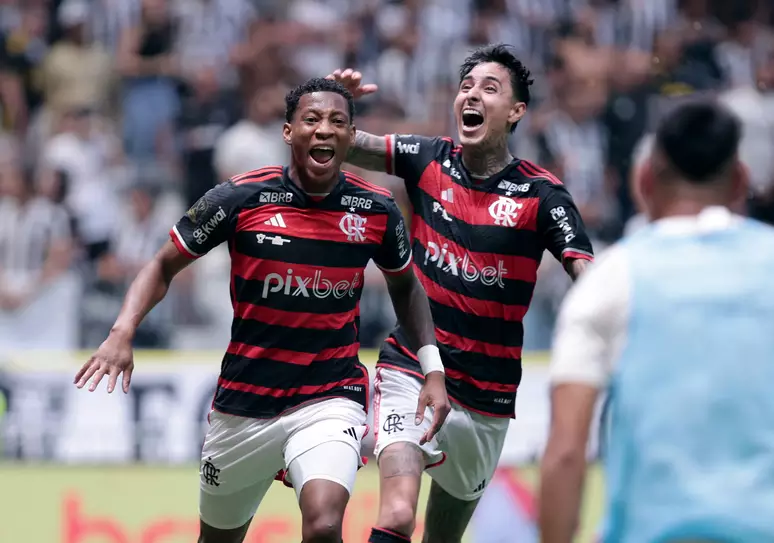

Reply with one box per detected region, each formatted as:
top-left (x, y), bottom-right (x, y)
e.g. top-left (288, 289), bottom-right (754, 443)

top-left (637, 101), bottom-right (749, 220)
top-left (283, 77), bottom-right (356, 191)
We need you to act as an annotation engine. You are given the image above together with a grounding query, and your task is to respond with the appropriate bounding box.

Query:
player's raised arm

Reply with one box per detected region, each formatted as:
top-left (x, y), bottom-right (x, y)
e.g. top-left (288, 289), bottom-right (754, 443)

top-left (534, 174), bottom-right (595, 280)
top-left (373, 197), bottom-right (451, 443)
top-left (74, 181), bottom-right (244, 394)
top-left (328, 69), bottom-right (447, 185)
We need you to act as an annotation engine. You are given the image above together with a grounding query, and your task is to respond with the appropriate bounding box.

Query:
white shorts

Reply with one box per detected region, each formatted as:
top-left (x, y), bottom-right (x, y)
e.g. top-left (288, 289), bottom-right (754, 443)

top-left (199, 397), bottom-right (368, 530)
top-left (373, 367), bottom-right (510, 502)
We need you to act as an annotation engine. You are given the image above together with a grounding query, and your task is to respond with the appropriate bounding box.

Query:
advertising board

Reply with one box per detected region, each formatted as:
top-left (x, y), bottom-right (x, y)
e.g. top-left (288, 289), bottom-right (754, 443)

top-left (0, 464), bottom-right (604, 543)
top-left (0, 350), bottom-right (602, 465)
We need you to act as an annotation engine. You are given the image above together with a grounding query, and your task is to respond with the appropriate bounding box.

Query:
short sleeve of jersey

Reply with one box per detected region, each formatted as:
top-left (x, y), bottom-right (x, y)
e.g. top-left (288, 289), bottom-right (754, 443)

top-left (536, 182), bottom-right (595, 263)
top-left (385, 134), bottom-right (447, 188)
top-left (170, 181), bottom-right (243, 258)
top-left (372, 198), bottom-right (412, 275)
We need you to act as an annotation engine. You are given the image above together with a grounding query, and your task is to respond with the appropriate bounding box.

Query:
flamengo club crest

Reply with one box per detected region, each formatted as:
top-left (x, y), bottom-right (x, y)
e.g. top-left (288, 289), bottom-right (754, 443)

top-left (339, 212), bottom-right (367, 242)
top-left (488, 196), bottom-right (523, 227)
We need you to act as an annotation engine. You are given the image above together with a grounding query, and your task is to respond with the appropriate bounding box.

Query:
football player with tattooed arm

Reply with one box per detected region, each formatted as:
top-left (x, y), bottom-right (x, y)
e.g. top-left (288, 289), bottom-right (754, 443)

top-left (73, 78), bottom-right (450, 543)
top-left (327, 44), bottom-right (594, 543)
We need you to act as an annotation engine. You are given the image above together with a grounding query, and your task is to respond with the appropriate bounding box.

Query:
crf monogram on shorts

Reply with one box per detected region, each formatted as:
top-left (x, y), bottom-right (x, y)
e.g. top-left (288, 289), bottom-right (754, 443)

top-left (201, 457), bottom-right (220, 486)
top-left (382, 412), bottom-right (405, 434)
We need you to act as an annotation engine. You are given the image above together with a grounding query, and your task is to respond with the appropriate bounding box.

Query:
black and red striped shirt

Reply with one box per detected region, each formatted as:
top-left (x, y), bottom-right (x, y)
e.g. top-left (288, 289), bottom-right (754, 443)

top-left (378, 135), bottom-right (594, 417)
top-left (170, 166), bottom-right (412, 418)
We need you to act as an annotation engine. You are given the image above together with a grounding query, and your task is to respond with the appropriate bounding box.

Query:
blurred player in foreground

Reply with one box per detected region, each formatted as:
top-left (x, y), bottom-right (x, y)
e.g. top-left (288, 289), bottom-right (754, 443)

top-left (328, 44), bottom-right (594, 543)
top-left (74, 77), bottom-right (450, 543)
top-left (540, 101), bottom-right (774, 543)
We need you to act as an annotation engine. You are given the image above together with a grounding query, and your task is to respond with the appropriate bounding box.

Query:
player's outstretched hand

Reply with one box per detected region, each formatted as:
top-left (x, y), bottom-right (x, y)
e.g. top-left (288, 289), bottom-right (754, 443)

top-left (74, 332), bottom-right (134, 394)
top-left (416, 371), bottom-right (451, 445)
top-left (326, 69), bottom-right (378, 100)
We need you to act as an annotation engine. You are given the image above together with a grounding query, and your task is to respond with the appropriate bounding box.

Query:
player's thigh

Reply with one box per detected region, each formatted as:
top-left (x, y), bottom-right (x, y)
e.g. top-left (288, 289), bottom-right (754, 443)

top-left (421, 410), bottom-right (509, 542)
top-left (283, 398), bottom-right (369, 500)
top-left (287, 440), bottom-right (359, 538)
top-left (426, 404), bottom-right (509, 502)
top-left (199, 410), bottom-right (285, 530)
top-left (373, 366), bottom-right (445, 467)
top-left (422, 479), bottom-right (480, 543)
top-left (198, 477), bottom-right (274, 541)
top-left (376, 441), bottom-right (425, 531)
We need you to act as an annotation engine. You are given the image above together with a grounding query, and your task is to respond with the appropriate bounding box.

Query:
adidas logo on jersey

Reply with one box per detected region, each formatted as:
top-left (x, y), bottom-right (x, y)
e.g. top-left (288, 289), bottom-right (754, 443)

top-left (472, 480), bottom-right (486, 493)
top-left (264, 214), bottom-right (286, 228)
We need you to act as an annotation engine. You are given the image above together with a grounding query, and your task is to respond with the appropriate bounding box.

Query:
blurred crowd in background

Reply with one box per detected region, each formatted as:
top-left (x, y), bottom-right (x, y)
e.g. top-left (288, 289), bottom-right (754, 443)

top-left (1, 0), bottom-right (773, 353)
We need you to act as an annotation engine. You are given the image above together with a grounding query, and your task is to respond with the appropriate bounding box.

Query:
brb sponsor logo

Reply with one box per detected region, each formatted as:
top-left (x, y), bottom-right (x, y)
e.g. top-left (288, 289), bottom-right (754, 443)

top-left (424, 241), bottom-right (507, 288)
top-left (341, 195), bottom-right (373, 211)
top-left (262, 269), bottom-right (362, 299)
top-left (193, 207), bottom-right (226, 244)
top-left (259, 191), bottom-right (293, 204)
top-left (549, 206), bottom-right (576, 243)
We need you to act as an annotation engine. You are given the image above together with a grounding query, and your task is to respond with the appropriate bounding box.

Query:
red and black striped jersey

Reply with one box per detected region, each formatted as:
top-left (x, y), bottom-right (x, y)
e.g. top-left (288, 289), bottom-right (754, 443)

top-left (378, 135), bottom-right (594, 417)
top-left (170, 166), bottom-right (412, 419)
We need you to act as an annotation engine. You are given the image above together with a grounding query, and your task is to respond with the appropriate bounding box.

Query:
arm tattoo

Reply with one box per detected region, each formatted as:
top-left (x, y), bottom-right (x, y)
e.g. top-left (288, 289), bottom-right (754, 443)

top-left (346, 131), bottom-right (389, 172)
top-left (378, 442), bottom-right (424, 480)
top-left (422, 480), bottom-right (480, 543)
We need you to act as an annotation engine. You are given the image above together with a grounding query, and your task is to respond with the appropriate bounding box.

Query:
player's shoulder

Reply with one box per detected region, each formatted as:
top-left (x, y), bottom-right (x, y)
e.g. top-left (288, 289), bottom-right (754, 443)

top-left (223, 165), bottom-right (293, 205)
top-left (340, 170), bottom-right (397, 212)
top-left (229, 166), bottom-right (285, 188)
top-left (391, 133), bottom-right (456, 159)
top-left (510, 158), bottom-right (564, 188)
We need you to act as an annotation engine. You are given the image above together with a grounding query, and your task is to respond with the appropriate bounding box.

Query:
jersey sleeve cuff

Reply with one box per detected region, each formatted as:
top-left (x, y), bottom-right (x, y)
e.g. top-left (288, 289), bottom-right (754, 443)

top-left (377, 255), bottom-right (412, 276)
top-left (385, 135), bottom-right (395, 176)
top-left (170, 226), bottom-right (200, 259)
top-left (562, 248), bottom-right (594, 262)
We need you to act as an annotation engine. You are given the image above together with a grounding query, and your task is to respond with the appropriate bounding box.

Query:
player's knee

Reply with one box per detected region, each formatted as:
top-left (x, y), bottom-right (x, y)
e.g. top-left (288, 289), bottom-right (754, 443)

top-left (301, 508), bottom-right (343, 542)
top-left (377, 496), bottom-right (417, 536)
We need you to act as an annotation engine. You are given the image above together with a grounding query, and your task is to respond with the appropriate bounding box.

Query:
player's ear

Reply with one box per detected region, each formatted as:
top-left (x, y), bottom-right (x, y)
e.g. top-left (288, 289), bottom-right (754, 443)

top-left (282, 123), bottom-right (292, 146)
top-left (349, 124), bottom-right (356, 146)
top-left (507, 101), bottom-right (526, 127)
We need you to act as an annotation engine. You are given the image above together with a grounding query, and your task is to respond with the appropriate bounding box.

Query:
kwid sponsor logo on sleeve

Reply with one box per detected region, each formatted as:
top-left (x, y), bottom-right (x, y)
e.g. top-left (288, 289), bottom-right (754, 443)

top-left (396, 140), bottom-right (419, 155)
top-left (550, 206), bottom-right (576, 243)
top-left (193, 207), bottom-right (226, 244)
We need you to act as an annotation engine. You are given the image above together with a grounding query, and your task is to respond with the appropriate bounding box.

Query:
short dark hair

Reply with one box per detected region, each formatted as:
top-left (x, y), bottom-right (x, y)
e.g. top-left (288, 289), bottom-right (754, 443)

top-left (285, 77), bottom-right (355, 123)
top-left (655, 100), bottom-right (741, 184)
top-left (459, 44), bottom-right (534, 133)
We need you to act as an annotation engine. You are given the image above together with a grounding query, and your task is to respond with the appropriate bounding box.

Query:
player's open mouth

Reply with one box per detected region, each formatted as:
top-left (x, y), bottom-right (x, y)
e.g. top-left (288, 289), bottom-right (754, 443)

top-left (309, 146), bottom-right (335, 165)
top-left (461, 108), bottom-right (485, 131)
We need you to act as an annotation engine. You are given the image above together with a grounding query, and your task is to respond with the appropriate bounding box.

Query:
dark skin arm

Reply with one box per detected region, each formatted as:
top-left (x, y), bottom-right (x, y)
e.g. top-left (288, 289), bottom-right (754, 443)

top-left (383, 269), bottom-right (451, 443)
top-left (74, 241), bottom-right (193, 393)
